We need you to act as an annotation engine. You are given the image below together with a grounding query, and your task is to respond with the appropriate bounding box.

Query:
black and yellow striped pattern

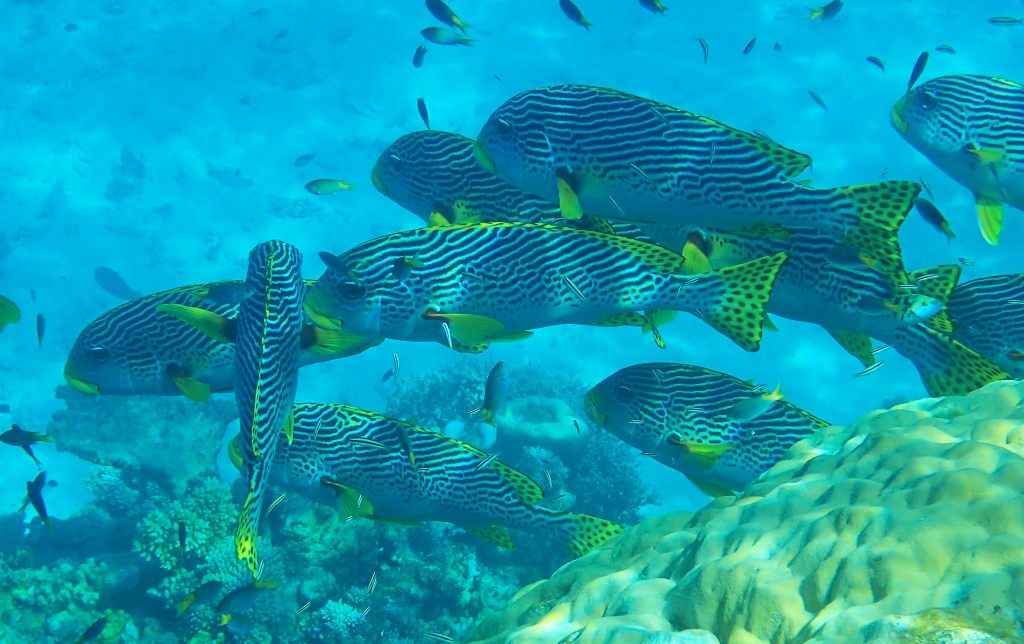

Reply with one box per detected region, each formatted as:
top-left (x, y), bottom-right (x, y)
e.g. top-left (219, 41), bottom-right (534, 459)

top-left (63, 280), bottom-right (378, 397)
top-left (306, 222), bottom-right (787, 352)
top-left (233, 241), bottom-right (306, 576)
top-left (474, 85), bottom-right (918, 238)
top-left (271, 403), bottom-right (623, 557)
top-left (947, 273), bottom-right (1024, 379)
top-left (673, 224), bottom-right (1008, 396)
top-left (585, 363), bottom-right (829, 492)
top-left (372, 131), bottom-right (561, 224)
top-left (893, 75), bottom-right (1023, 242)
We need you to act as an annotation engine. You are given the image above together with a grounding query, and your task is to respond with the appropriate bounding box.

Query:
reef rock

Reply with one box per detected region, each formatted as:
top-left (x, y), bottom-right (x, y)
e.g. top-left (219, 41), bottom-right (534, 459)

top-left (467, 380), bottom-right (1024, 643)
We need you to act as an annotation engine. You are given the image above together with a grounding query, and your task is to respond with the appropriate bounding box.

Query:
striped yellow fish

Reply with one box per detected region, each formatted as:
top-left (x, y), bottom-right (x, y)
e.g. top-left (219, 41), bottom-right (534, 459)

top-left (946, 273), bottom-right (1024, 378)
top-left (585, 363), bottom-right (830, 496)
top-left (304, 222), bottom-right (787, 354)
top-left (892, 75), bottom-right (1024, 244)
top-left (64, 280), bottom-right (378, 399)
top-left (670, 225), bottom-right (1008, 396)
top-left (474, 85), bottom-right (918, 262)
top-left (238, 403), bottom-right (624, 558)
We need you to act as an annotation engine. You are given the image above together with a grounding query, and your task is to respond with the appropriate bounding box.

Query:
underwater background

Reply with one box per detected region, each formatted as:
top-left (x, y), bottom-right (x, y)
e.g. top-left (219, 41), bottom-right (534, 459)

top-left (2, 0), bottom-right (1023, 642)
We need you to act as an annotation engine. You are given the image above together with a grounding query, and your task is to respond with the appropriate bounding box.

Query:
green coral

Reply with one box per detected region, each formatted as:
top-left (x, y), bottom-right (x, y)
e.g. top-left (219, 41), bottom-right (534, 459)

top-left (132, 477), bottom-right (236, 571)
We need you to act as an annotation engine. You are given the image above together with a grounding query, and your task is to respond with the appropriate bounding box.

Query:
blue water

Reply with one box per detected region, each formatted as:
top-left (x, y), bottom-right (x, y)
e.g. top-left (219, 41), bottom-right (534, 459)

top-left (2, 1), bottom-right (1022, 641)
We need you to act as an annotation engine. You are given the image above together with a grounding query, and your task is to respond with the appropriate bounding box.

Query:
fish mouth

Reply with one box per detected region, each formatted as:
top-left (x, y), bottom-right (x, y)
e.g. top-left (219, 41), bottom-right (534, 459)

top-left (303, 296), bottom-right (343, 331)
top-left (370, 161), bottom-right (389, 196)
top-left (890, 97), bottom-right (910, 134)
top-left (474, 140), bottom-right (497, 175)
top-left (582, 390), bottom-right (607, 427)
top-left (63, 363), bottom-right (100, 395)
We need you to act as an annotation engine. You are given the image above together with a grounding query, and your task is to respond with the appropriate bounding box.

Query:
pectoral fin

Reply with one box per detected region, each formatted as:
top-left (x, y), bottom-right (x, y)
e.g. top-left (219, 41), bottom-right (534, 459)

top-left (976, 194), bottom-right (1004, 245)
top-left (155, 304), bottom-right (235, 342)
top-left (172, 375), bottom-right (211, 402)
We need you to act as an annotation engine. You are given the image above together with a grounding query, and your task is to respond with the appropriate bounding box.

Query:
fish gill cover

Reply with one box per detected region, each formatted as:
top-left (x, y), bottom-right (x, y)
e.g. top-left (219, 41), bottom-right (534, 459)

top-left (1, 1), bottom-right (1023, 642)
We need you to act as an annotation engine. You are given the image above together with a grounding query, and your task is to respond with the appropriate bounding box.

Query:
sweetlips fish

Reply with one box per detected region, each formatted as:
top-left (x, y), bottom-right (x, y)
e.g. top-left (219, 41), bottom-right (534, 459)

top-left (64, 280), bottom-right (377, 399)
top-left (231, 402), bottom-right (624, 557)
top-left (161, 241), bottom-right (306, 577)
top-left (585, 362), bottom-right (830, 495)
top-left (371, 130), bottom-right (562, 226)
top-left (946, 273), bottom-right (1024, 378)
top-left (304, 222), bottom-right (788, 354)
top-left (670, 225), bottom-right (1009, 396)
top-left (892, 74), bottom-right (1024, 244)
top-left (474, 85), bottom-right (920, 258)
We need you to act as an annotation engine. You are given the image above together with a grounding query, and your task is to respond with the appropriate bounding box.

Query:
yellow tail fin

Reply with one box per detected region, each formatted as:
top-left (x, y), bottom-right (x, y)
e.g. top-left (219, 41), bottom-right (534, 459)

top-left (564, 513), bottom-right (624, 558)
top-left (701, 252), bottom-right (788, 352)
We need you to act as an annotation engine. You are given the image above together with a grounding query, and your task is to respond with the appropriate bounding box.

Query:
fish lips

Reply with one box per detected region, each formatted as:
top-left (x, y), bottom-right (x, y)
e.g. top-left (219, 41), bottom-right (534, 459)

top-left (890, 96), bottom-right (911, 134)
top-left (370, 160), bottom-right (389, 196)
top-left (473, 139), bottom-right (498, 175)
top-left (63, 362), bottom-right (101, 395)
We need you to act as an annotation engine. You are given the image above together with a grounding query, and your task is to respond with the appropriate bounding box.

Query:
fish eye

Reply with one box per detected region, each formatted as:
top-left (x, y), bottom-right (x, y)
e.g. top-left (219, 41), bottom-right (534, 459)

top-left (87, 346), bottom-right (111, 363)
top-left (494, 117), bottom-right (513, 138)
top-left (917, 92), bottom-right (937, 111)
top-left (337, 281), bottom-right (367, 301)
top-left (613, 385), bottom-right (635, 403)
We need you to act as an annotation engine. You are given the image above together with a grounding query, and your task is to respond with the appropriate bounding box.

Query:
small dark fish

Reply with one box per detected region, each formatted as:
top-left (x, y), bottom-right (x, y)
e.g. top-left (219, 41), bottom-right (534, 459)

top-left (93, 267), bottom-right (142, 300)
top-left (865, 56), bottom-right (885, 71)
top-left (36, 314), bottom-right (45, 348)
top-left (216, 579), bottom-right (275, 615)
top-left (421, 26), bottom-right (472, 45)
top-left (426, 0), bottom-right (469, 32)
top-left (698, 37), bottom-right (709, 63)
top-left (177, 580), bottom-right (224, 615)
top-left (417, 97), bottom-right (430, 130)
top-left (988, 16), bottom-right (1023, 26)
top-left (742, 37), bottom-right (756, 55)
top-left (381, 368), bottom-right (394, 383)
top-left (638, 0), bottom-right (668, 13)
top-left (392, 352), bottom-right (400, 380)
top-left (808, 90), bottom-right (827, 110)
top-left (773, 42), bottom-right (782, 51)
top-left (21, 471), bottom-right (50, 532)
top-left (574, 419), bottom-right (581, 434)
top-left (958, 256), bottom-right (975, 266)
top-left (559, 0), bottom-right (592, 30)
top-left (413, 44), bottom-right (428, 67)
top-left (425, 632), bottom-right (456, 642)
top-left (1, 424), bottom-right (53, 467)
top-left (809, 0), bottom-right (843, 20)
top-left (177, 520), bottom-right (187, 563)
top-left (907, 51), bottom-right (929, 91)
top-left (75, 616), bottom-right (108, 643)
top-left (935, 44), bottom-right (956, 54)
top-left (293, 153), bottom-right (315, 167)
top-left (305, 178), bottom-right (353, 195)
top-left (914, 198), bottom-right (955, 240)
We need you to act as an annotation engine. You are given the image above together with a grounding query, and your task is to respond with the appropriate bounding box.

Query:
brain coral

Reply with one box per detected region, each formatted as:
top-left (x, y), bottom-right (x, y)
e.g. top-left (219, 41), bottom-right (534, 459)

top-left (465, 380), bottom-right (1024, 643)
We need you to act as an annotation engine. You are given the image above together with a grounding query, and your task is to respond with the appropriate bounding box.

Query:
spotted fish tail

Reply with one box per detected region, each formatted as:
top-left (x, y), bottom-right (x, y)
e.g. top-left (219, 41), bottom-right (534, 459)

top-left (886, 326), bottom-right (1009, 397)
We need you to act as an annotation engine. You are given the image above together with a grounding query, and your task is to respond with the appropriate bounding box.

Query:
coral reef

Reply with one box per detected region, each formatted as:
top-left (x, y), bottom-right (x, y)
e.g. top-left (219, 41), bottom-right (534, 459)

top-left (51, 387), bottom-right (236, 495)
top-left (466, 380), bottom-right (1024, 643)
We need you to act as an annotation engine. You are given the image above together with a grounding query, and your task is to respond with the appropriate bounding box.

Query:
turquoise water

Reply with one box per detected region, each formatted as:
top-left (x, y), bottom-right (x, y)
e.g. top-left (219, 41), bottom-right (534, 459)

top-left (1, 1), bottom-right (1022, 641)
